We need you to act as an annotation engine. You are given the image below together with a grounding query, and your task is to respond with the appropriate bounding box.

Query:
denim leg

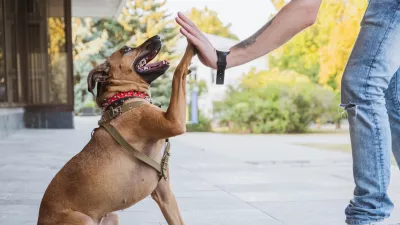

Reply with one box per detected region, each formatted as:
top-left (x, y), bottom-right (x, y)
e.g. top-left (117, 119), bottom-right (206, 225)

top-left (340, 0), bottom-right (400, 224)
top-left (386, 69), bottom-right (400, 166)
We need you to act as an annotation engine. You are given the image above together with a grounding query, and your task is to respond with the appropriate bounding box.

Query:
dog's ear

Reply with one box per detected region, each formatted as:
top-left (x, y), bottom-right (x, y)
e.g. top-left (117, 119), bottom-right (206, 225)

top-left (87, 61), bottom-right (109, 96)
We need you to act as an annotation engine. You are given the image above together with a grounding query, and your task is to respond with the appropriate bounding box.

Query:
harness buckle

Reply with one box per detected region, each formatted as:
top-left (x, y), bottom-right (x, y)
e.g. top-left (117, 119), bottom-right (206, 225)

top-left (109, 106), bottom-right (122, 119)
top-left (144, 96), bottom-right (152, 104)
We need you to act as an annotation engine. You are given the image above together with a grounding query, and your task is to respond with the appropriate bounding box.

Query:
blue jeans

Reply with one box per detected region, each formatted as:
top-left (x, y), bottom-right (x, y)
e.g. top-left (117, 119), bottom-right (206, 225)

top-left (341, 0), bottom-right (400, 224)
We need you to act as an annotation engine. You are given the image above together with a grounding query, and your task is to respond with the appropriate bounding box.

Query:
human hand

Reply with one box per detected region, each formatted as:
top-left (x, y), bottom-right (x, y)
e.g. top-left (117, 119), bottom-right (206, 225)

top-left (175, 12), bottom-right (218, 69)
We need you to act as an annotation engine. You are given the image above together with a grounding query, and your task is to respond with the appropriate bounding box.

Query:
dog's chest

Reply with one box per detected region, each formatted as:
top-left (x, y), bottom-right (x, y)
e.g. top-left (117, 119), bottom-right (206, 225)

top-left (143, 139), bottom-right (167, 161)
top-left (157, 140), bottom-right (167, 158)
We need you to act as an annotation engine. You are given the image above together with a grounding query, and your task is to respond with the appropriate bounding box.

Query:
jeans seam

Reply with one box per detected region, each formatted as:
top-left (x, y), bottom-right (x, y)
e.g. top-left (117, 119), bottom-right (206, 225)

top-left (391, 71), bottom-right (400, 110)
top-left (363, 5), bottom-right (399, 101)
top-left (362, 5), bottom-right (398, 211)
top-left (369, 102), bottom-right (386, 210)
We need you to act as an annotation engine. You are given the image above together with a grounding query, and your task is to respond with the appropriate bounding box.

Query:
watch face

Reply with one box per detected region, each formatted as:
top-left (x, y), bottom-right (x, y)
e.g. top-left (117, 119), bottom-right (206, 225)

top-left (217, 50), bottom-right (229, 61)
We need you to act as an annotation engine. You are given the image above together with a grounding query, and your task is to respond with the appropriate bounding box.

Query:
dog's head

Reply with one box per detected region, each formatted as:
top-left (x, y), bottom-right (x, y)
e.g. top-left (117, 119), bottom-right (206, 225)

top-left (87, 35), bottom-right (170, 103)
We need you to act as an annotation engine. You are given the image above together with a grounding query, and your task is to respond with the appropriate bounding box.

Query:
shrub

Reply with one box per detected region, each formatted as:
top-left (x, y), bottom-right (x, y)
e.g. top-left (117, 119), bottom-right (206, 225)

top-left (186, 112), bottom-right (212, 132)
top-left (213, 69), bottom-right (340, 133)
top-left (185, 77), bottom-right (211, 132)
top-left (84, 101), bottom-right (96, 108)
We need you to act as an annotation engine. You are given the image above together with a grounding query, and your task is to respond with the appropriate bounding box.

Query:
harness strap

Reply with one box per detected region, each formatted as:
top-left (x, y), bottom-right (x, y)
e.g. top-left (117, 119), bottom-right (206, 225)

top-left (160, 139), bottom-right (171, 179)
top-left (101, 122), bottom-right (170, 179)
top-left (97, 99), bottom-right (171, 180)
top-left (99, 101), bottom-right (147, 125)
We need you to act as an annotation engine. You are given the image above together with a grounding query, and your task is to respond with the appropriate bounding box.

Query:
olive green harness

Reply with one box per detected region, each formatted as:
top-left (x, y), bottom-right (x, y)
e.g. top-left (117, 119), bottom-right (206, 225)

top-left (97, 101), bottom-right (170, 180)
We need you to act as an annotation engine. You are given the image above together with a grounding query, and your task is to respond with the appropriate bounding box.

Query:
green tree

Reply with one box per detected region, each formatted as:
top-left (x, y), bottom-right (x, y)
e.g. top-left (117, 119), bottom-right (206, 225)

top-left (73, 0), bottom-right (179, 112)
top-left (73, 18), bottom-right (108, 111)
top-left (186, 7), bottom-right (239, 40)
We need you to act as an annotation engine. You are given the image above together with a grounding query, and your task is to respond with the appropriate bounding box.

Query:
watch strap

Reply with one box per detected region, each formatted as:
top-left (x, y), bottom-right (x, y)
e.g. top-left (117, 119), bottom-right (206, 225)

top-left (216, 50), bottom-right (230, 85)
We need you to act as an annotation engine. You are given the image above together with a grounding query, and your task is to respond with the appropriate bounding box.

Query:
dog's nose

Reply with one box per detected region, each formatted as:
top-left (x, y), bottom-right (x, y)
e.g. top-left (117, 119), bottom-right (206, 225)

top-left (152, 35), bottom-right (161, 40)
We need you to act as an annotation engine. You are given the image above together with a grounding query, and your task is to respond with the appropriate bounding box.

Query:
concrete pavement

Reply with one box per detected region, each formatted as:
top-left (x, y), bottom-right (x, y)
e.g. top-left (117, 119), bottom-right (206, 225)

top-left (0, 116), bottom-right (399, 225)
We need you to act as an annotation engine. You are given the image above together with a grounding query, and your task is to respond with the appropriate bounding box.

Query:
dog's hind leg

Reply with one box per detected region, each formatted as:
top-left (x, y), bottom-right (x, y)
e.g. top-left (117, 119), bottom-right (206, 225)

top-left (151, 171), bottom-right (185, 225)
top-left (38, 210), bottom-right (97, 225)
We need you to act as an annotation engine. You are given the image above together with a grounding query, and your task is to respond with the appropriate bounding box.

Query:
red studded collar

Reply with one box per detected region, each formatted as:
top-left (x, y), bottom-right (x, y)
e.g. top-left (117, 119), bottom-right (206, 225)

top-left (101, 90), bottom-right (151, 111)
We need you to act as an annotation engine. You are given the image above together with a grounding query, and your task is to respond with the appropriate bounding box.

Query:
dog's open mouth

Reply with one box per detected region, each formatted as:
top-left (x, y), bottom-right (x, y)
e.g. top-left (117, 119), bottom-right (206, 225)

top-left (135, 47), bottom-right (170, 75)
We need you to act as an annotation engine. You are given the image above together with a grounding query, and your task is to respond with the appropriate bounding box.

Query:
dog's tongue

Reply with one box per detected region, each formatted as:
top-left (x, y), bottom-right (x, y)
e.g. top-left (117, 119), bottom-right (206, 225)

top-left (140, 60), bottom-right (169, 72)
top-left (146, 60), bottom-right (169, 69)
top-left (137, 58), bottom-right (170, 73)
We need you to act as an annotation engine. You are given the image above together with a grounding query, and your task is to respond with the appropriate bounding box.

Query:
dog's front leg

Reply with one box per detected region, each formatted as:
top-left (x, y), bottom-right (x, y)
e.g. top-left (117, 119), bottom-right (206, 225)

top-left (151, 170), bottom-right (184, 225)
top-left (164, 43), bottom-right (196, 132)
top-left (141, 43), bottom-right (196, 139)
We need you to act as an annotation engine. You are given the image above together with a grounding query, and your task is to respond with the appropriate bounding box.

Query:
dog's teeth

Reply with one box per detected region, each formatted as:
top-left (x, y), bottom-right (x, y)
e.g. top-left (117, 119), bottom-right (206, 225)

top-left (140, 59), bottom-right (147, 67)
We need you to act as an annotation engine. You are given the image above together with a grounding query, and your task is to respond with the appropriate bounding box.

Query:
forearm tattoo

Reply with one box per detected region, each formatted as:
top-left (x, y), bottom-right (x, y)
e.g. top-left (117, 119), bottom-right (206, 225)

top-left (232, 17), bottom-right (276, 49)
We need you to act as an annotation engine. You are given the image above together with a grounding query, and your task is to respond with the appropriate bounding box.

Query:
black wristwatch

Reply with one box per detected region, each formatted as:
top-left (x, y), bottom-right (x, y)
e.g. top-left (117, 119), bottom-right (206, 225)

top-left (216, 50), bottom-right (230, 85)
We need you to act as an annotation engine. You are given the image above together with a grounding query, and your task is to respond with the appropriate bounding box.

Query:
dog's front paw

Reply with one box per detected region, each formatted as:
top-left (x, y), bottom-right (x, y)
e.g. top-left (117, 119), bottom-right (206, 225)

top-left (185, 43), bottom-right (197, 57)
top-left (193, 46), bottom-right (198, 56)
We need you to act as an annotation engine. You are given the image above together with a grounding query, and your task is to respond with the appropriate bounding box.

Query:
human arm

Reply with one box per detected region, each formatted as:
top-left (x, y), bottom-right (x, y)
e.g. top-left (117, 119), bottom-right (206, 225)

top-left (175, 0), bottom-right (322, 69)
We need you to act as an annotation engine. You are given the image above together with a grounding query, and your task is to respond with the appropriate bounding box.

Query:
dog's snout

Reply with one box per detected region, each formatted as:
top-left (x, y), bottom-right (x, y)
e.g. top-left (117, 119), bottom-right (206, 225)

top-left (148, 35), bottom-right (161, 44)
top-left (142, 36), bottom-right (161, 51)
top-left (141, 35), bottom-right (161, 50)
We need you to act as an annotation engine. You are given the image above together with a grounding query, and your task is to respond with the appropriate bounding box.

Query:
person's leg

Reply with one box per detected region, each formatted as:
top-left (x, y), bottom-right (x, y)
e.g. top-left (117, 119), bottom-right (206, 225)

top-left (386, 69), bottom-right (400, 166)
top-left (340, 0), bottom-right (400, 224)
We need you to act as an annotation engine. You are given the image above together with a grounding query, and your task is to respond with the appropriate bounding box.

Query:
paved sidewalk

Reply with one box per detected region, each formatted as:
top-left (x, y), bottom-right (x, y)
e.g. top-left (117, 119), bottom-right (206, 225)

top-left (0, 117), bottom-right (399, 225)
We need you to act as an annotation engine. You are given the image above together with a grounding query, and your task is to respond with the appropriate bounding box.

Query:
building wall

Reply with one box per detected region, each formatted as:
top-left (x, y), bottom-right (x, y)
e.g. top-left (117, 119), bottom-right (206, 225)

top-left (0, 108), bottom-right (24, 139)
top-left (0, 0), bottom-right (73, 139)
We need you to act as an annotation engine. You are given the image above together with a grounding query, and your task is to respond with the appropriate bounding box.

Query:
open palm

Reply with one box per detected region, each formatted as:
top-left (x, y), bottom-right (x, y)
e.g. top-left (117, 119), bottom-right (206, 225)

top-left (175, 12), bottom-right (218, 69)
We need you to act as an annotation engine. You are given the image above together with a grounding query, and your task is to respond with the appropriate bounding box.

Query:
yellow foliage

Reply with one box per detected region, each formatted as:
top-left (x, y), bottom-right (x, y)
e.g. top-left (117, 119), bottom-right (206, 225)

top-left (271, 0), bottom-right (286, 10)
top-left (241, 68), bottom-right (311, 89)
top-left (186, 7), bottom-right (239, 40)
top-left (48, 17), bottom-right (66, 65)
top-left (318, 0), bottom-right (367, 88)
top-left (270, 0), bottom-right (367, 89)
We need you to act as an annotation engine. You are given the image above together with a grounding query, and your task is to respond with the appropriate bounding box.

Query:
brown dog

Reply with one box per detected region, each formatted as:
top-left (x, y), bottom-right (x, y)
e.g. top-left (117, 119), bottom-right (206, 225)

top-left (37, 35), bottom-right (196, 225)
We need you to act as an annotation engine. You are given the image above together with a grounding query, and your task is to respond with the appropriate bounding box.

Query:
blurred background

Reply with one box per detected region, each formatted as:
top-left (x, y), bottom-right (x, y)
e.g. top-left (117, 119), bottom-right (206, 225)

top-left (1, 1), bottom-right (399, 225)
top-left (0, 0), bottom-right (369, 134)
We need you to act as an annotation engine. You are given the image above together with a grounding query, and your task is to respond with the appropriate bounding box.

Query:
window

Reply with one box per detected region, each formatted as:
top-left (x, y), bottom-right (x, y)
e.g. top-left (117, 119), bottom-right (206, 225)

top-left (4, 0), bottom-right (21, 103)
top-left (0, 0), bottom-right (22, 103)
top-left (25, 0), bottom-right (69, 104)
top-left (26, 0), bottom-right (48, 104)
top-left (0, 0), bottom-right (72, 106)
top-left (47, 0), bottom-right (68, 104)
top-left (0, 0), bottom-right (5, 102)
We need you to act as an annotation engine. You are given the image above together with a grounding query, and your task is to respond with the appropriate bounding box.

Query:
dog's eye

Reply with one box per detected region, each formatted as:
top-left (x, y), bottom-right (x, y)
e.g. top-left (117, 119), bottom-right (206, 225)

top-left (123, 46), bottom-right (133, 54)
